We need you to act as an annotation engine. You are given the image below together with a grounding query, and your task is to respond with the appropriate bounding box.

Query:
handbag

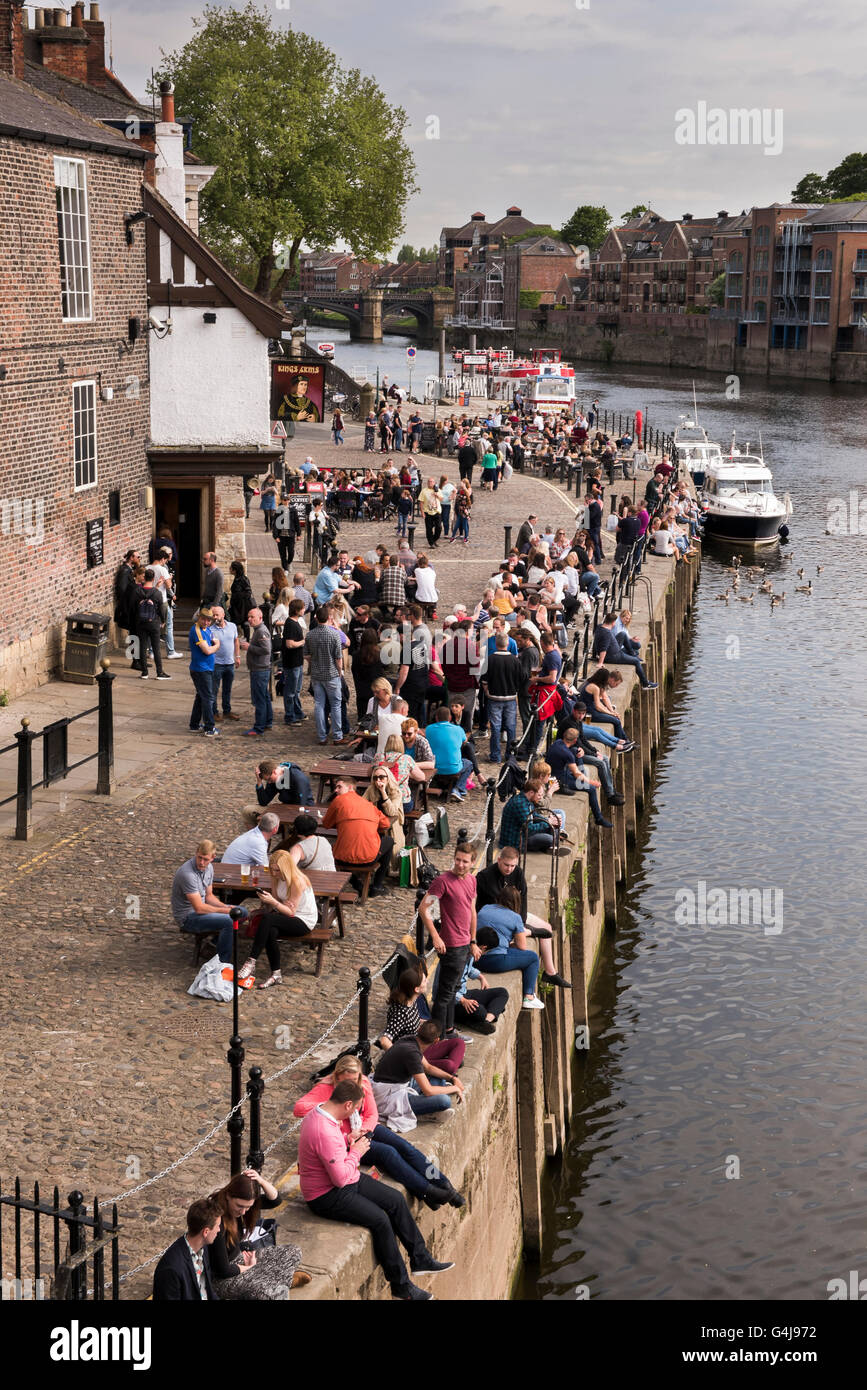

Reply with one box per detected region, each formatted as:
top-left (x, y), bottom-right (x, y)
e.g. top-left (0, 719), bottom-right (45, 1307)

top-left (431, 806), bottom-right (450, 849)
top-left (241, 1218), bottom-right (277, 1251)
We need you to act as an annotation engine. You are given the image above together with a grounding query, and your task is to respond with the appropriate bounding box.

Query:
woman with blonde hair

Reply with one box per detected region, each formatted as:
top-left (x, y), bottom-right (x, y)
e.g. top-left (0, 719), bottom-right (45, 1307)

top-left (293, 1054), bottom-right (464, 1209)
top-left (364, 759), bottom-right (405, 870)
top-left (238, 849), bottom-right (318, 989)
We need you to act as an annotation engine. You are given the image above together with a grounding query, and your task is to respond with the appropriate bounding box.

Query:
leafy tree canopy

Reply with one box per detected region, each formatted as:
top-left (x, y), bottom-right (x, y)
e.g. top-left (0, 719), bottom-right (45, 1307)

top-left (560, 204), bottom-right (611, 252)
top-left (159, 3), bottom-right (417, 299)
top-left (396, 244), bottom-right (437, 262)
top-left (620, 204), bottom-right (648, 221)
top-left (706, 272), bottom-right (726, 307)
top-left (792, 154), bottom-right (867, 203)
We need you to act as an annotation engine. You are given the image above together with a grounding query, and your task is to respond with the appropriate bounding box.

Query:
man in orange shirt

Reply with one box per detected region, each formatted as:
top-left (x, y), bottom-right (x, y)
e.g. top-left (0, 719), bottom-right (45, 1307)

top-left (323, 778), bottom-right (393, 897)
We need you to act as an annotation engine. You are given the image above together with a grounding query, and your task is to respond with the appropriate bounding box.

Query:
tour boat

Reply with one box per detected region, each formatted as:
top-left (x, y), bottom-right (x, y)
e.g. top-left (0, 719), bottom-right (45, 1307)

top-left (492, 347), bottom-right (576, 413)
top-left (673, 415), bottom-right (723, 487)
top-left (700, 439), bottom-right (792, 545)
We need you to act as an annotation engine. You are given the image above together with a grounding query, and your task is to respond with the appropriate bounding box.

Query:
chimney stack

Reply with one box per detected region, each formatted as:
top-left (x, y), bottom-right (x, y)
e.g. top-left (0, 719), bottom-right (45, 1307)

top-left (82, 0), bottom-right (105, 86)
top-left (160, 78), bottom-right (175, 123)
top-left (0, 0), bottom-right (26, 78)
top-left (71, 2), bottom-right (84, 26)
top-left (34, 2), bottom-right (91, 81)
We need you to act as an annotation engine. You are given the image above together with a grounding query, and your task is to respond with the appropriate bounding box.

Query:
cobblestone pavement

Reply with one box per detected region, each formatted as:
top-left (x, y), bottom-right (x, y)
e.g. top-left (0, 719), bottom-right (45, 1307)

top-left (0, 415), bottom-right (656, 1297)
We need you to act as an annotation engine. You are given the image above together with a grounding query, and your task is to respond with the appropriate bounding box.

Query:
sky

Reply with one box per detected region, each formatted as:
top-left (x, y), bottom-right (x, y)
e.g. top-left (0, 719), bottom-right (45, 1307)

top-left (67, 0), bottom-right (867, 251)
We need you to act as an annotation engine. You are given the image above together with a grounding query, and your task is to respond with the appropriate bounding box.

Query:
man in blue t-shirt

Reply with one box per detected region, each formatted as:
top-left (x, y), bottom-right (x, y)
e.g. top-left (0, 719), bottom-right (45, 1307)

top-left (424, 707), bottom-right (473, 802)
top-left (188, 609), bottom-right (221, 736)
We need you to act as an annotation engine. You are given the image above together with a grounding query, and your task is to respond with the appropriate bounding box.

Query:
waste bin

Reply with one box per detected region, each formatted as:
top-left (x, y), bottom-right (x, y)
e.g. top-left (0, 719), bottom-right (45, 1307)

top-left (63, 612), bottom-right (110, 684)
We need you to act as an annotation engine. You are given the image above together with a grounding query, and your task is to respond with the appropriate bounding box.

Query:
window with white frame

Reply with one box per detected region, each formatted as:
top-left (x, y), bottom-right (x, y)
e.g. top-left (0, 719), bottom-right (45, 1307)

top-left (73, 381), bottom-right (97, 490)
top-left (54, 157), bottom-right (93, 321)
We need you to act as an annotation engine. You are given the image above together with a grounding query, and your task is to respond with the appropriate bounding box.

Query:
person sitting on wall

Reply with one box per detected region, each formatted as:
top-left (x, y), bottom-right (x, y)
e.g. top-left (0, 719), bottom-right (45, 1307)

top-left (297, 1078), bottom-right (453, 1300)
top-left (474, 885), bottom-right (549, 1011)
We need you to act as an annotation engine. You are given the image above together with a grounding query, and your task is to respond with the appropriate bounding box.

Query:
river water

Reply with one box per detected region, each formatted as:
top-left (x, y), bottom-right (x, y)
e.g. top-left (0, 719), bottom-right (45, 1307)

top-left (324, 327), bottom-right (867, 1301)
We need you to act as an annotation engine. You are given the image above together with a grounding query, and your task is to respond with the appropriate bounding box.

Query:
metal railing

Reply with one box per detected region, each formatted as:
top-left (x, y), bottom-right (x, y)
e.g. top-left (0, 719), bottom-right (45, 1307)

top-left (0, 664), bottom-right (115, 839)
top-left (0, 1179), bottom-right (120, 1301)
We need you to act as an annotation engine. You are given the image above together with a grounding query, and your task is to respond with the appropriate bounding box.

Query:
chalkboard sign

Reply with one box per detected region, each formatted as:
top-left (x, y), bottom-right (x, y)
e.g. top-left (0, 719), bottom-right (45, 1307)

top-left (420, 422), bottom-right (437, 452)
top-left (86, 517), bottom-right (104, 569)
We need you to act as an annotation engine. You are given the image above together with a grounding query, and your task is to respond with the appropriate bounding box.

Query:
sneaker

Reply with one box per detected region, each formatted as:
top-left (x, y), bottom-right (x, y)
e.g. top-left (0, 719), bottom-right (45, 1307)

top-left (642, 682), bottom-right (659, 691)
top-left (139, 673), bottom-right (149, 680)
top-left (542, 971), bottom-right (571, 989)
top-left (245, 729), bottom-right (264, 736)
top-left (167, 651), bottom-right (185, 659)
top-left (203, 728), bottom-right (221, 737)
top-left (474, 1019), bottom-right (496, 1035)
top-left (156, 674), bottom-right (172, 681)
top-left (522, 995), bottom-right (545, 1010)
top-left (394, 1282), bottom-right (434, 1301)
top-left (449, 790), bottom-right (465, 802)
top-left (225, 712), bottom-right (241, 721)
top-left (607, 792), bottom-right (626, 806)
top-left (410, 1255), bottom-right (455, 1276)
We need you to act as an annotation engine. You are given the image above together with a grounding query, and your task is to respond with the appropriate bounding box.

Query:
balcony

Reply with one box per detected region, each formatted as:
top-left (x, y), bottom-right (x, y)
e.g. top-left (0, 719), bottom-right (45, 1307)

top-left (772, 310), bottom-right (810, 323)
top-left (852, 259), bottom-right (867, 273)
top-left (851, 286), bottom-right (867, 299)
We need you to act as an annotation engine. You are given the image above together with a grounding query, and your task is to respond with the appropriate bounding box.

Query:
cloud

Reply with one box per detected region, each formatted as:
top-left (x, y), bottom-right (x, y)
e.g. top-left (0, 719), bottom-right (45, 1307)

top-left (100, 0), bottom-right (867, 249)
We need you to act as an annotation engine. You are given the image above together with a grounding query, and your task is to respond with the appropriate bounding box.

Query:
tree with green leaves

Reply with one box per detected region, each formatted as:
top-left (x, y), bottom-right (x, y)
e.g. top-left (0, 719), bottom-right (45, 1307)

top-left (159, 3), bottom-right (416, 300)
top-left (396, 244), bottom-right (437, 263)
top-left (792, 154), bottom-right (867, 203)
top-left (620, 204), bottom-right (648, 222)
top-left (706, 272), bottom-right (726, 308)
top-left (560, 205), bottom-right (610, 252)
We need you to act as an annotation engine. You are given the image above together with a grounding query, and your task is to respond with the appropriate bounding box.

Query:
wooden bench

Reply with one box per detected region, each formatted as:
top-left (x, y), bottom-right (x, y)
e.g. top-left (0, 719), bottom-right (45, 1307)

top-left (334, 858), bottom-right (379, 905)
top-left (182, 925), bottom-right (220, 966)
top-left (428, 772), bottom-right (459, 800)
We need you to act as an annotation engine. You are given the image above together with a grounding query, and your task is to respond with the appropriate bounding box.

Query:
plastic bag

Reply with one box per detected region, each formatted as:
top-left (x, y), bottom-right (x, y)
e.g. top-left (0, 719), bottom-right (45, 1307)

top-left (188, 953), bottom-right (235, 1002)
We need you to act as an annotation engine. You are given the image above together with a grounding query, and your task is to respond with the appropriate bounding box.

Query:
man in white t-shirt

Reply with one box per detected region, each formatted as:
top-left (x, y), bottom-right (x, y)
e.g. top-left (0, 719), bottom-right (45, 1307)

top-left (222, 813), bottom-right (280, 867)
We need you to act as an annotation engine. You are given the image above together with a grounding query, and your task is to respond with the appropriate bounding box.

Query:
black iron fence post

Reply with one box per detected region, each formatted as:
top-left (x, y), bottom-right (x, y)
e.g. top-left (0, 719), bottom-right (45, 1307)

top-left (485, 778), bottom-right (496, 864)
top-left (415, 911), bottom-right (426, 958)
top-left (66, 1191), bottom-right (86, 1301)
top-left (357, 967), bottom-right (372, 1074)
top-left (227, 907), bottom-right (247, 1174)
top-left (245, 1066), bottom-right (265, 1171)
top-left (15, 718), bottom-right (35, 842)
top-left (408, 523), bottom-right (416, 552)
top-left (503, 524), bottom-right (512, 558)
top-left (96, 660), bottom-right (115, 796)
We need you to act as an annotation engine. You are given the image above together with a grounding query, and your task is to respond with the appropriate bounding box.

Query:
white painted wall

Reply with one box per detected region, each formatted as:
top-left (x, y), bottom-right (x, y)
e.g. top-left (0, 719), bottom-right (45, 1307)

top-left (153, 121), bottom-right (186, 221)
top-left (148, 306), bottom-right (271, 446)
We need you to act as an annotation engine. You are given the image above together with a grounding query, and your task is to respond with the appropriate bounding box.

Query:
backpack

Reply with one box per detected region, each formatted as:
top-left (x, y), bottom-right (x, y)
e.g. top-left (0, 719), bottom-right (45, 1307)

top-left (137, 588), bottom-right (160, 625)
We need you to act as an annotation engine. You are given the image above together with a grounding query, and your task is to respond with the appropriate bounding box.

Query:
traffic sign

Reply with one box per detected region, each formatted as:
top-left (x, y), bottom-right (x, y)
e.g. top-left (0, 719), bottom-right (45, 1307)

top-left (270, 420), bottom-right (287, 438)
top-left (406, 346), bottom-right (417, 360)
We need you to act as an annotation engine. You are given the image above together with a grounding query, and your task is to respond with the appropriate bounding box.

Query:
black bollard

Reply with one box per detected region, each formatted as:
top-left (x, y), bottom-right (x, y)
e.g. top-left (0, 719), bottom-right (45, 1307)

top-left (415, 911), bottom-right (426, 959)
top-left (14, 718), bottom-right (35, 841)
top-left (96, 659), bottom-right (115, 795)
top-left (357, 966), bottom-right (372, 1074)
top-left (503, 524), bottom-right (512, 558)
top-left (245, 1066), bottom-right (265, 1172)
top-left (408, 523), bottom-right (416, 552)
top-left (485, 778), bottom-right (496, 865)
top-left (227, 906), bottom-right (247, 1174)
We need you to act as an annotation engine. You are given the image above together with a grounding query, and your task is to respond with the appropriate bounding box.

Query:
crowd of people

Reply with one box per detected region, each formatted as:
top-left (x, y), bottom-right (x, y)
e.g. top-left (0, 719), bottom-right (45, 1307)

top-left (151, 394), bottom-right (695, 1301)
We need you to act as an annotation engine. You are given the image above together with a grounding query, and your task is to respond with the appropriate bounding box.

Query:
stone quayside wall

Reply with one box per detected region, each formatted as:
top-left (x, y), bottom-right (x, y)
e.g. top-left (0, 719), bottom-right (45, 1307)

top-left (276, 540), bottom-right (701, 1302)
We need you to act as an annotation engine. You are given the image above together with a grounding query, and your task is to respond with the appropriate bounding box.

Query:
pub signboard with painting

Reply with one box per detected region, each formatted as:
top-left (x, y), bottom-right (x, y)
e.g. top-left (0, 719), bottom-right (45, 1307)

top-left (271, 361), bottom-right (325, 423)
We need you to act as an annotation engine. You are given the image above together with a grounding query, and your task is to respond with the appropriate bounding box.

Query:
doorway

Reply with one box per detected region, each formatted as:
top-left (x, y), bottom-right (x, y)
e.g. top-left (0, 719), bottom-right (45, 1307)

top-left (155, 487), bottom-right (204, 601)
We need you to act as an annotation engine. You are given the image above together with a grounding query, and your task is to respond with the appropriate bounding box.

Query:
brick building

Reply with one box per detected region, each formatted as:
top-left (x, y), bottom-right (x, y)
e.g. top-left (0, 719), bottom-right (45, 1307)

top-left (589, 209), bottom-right (750, 323)
top-left (299, 252), bottom-right (379, 294)
top-left (502, 234), bottom-right (584, 321)
top-left (437, 206), bottom-right (536, 288)
top-left (0, 3), bottom-right (150, 698)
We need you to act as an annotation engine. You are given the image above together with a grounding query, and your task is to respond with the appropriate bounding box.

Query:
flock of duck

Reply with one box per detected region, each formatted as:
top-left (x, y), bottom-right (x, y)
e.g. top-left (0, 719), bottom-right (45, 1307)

top-left (714, 553), bottom-right (822, 608)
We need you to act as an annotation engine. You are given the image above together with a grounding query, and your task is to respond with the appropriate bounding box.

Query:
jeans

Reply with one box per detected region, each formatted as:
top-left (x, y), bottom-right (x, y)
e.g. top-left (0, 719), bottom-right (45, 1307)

top-left (484, 947), bottom-right (540, 997)
top-left (397, 513), bottom-right (409, 537)
top-left (583, 723), bottom-right (621, 748)
top-left (582, 752), bottom-right (614, 796)
top-left (249, 667), bottom-right (273, 733)
top-left (282, 664), bottom-right (304, 722)
top-left (487, 697), bottom-right (517, 762)
top-left (580, 570), bottom-right (600, 596)
top-left (562, 775), bottom-right (603, 820)
top-left (456, 986), bottom-right (509, 1027)
top-left (440, 503), bottom-right (451, 533)
top-left (212, 663), bottom-right (235, 714)
top-left (432, 943), bottom-right (471, 1035)
top-left (313, 675), bottom-right (343, 741)
top-left (162, 603), bottom-right (176, 655)
top-left (180, 909), bottom-right (234, 963)
top-left (454, 514), bottom-right (469, 540)
top-left (408, 1079), bottom-right (452, 1116)
top-left (363, 1125), bottom-right (442, 1198)
top-left (585, 708), bottom-right (625, 740)
top-left (307, 1172), bottom-right (426, 1298)
top-left (189, 667), bottom-right (216, 731)
top-left (138, 619), bottom-right (164, 677)
top-left (589, 527), bottom-right (603, 563)
top-left (616, 632), bottom-right (641, 657)
top-left (608, 649), bottom-right (650, 686)
top-left (527, 830), bottom-right (555, 852)
top-left (424, 513), bottom-right (442, 546)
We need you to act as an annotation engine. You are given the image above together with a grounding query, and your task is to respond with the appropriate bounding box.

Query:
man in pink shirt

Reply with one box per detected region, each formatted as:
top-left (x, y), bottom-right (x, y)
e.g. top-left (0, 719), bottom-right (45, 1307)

top-left (299, 1079), bottom-right (453, 1300)
top-left (419, 843), bottom-right (481, 1037)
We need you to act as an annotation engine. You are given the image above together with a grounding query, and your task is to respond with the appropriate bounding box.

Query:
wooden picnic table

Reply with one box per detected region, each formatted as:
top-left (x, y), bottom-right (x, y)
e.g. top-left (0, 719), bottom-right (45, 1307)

top-left (213, 864), bottom-right (355, 937)
top-left (309, 757), bottom-right (373, 803)
top-left (257, 803), bottom-right (338, 847)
